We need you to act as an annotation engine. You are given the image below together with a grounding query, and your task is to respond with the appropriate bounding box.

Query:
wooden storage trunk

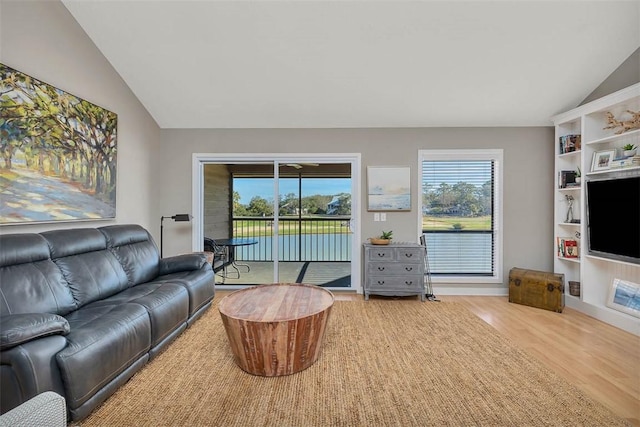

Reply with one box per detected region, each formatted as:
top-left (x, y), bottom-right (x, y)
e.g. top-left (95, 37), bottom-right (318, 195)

top-left (508, 267), bottom-right (565, 313)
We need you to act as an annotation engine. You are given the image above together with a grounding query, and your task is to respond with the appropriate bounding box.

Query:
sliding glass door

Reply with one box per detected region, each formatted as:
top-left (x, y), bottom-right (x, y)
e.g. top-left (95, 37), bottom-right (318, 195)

top-left (275, 163), bottom-right (352, 287)
top-left (193, 154), bottom-right (360, 291)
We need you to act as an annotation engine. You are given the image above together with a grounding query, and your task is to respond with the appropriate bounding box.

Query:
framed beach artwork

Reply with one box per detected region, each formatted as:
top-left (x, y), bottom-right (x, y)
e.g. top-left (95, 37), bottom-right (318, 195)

top-left (0, 64), bottom-right (117, 225)
top-left (606, 278), bottom-right (640, 319)
top-left (367, 166), bottom-right (411, 211)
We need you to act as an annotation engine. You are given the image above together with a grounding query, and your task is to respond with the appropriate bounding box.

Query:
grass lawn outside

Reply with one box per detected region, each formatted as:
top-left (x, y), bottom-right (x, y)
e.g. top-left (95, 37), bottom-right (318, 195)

top-left (232, 215), bottom-right (491, 238)
top-left (421, 215), bottom-right (491, 230)
top-left (234, 216), bottom-right (352, 237)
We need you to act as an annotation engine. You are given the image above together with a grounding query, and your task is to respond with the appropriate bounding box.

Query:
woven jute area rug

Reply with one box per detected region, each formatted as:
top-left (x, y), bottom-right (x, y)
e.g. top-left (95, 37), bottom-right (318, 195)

top-left (74, 298), bottom-right (630, 426)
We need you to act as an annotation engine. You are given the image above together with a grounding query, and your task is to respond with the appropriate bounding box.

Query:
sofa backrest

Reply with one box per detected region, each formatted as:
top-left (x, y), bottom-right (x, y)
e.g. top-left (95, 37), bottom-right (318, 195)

top-left (99, 224), bottom-right (161, 285)
top-left (0, 234), bottom-right (76, 316)
top-left (41, 228), bottom-right (129, 307)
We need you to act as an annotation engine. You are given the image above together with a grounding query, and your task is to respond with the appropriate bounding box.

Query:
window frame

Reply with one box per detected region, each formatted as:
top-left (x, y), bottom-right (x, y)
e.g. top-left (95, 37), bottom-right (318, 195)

top-left (417, 149), bottom-right (503, 284)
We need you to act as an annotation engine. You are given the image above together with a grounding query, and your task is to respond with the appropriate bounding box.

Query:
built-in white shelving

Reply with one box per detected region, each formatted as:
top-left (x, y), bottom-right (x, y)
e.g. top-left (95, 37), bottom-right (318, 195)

top-left (551, 83), bottom-right (640, 336)
top-left (585, 128), bottom-right (640, 145)
top-left (585, 165), bottom-right (640, 176)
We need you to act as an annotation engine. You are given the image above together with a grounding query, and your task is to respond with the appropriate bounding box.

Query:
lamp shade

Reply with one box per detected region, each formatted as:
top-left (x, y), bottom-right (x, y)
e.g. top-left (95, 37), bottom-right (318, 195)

top-left (160, 213), bottom-right (192, 258)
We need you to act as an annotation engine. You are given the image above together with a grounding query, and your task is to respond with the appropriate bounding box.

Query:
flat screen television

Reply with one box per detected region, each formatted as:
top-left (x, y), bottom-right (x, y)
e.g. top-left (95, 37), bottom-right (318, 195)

top-left (585, 175), bottom-right (640, 265)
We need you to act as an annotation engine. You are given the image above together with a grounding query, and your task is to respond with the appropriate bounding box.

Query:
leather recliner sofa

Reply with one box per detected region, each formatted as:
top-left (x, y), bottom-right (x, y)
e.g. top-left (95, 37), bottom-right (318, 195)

top-left (0, 224), bottom-right (215, 422)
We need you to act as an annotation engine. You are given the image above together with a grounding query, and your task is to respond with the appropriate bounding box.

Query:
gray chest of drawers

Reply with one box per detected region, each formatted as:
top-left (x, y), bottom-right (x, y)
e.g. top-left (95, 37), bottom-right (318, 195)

top-left (363, 243), bottom-right (426, 301)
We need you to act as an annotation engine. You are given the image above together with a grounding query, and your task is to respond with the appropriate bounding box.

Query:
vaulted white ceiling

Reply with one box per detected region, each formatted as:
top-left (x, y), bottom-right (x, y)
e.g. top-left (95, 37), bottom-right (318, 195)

top-left (62, 0), bottom-right (640, 129)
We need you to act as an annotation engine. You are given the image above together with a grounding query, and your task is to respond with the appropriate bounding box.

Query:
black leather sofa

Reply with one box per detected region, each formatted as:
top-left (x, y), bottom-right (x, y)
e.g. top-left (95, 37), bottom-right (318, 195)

top-left (0, 224), bottom-right (215, 422)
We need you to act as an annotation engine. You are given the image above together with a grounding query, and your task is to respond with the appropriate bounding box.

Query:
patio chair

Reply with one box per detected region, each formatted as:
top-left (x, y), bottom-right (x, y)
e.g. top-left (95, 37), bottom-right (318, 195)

top-left (204, 237), bottom-right (229, 283)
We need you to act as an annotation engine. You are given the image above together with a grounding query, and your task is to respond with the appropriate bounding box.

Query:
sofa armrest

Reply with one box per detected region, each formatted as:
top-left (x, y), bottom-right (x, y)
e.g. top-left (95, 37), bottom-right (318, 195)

top-left (159, 253), bottom-right (207, 275)
top-left (0, 314), bottom-right (70, 350)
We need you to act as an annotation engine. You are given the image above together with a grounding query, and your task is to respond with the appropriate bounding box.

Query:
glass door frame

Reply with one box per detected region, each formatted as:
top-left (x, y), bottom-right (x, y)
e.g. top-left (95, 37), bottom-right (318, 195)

top-left (191, 153), bottom-right (362, 292)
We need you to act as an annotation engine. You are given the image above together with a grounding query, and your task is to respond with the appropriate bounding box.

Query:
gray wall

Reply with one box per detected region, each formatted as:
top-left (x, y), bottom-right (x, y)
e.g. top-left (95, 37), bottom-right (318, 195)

top-left (0, 0), bottom-right (161, 238)
top-left (581, 47), bottom-right (640, 105)
top-left (160, 127), bottom-right (555, 290)
top-left (0, 0), bottom-right (557, 292)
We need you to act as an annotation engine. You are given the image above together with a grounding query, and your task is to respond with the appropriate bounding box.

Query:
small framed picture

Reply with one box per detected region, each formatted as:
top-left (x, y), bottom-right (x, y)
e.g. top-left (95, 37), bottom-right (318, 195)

top-left (591, 149), bottom-right (615, 172)
top-left (367, 166), bottom-right (411, 211)
top-left (606, 278), bottom-right (640, 318)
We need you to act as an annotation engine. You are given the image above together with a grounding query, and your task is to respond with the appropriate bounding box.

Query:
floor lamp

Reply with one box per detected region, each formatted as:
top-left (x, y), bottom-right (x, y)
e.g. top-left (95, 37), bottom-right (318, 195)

top-left (160, 214), bottom-right (192, 258)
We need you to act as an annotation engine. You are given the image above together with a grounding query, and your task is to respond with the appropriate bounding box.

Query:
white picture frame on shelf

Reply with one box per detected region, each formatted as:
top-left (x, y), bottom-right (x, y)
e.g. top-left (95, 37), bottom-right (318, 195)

top-left (591, 149), bottom-right (615, 172)
top-left (606, 278), bottom-right (640, 319)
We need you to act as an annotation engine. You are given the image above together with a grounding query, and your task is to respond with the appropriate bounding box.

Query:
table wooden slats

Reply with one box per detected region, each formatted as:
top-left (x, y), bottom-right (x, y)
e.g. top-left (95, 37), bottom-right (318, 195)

top-left (218, 283), bottom-right (334, 376)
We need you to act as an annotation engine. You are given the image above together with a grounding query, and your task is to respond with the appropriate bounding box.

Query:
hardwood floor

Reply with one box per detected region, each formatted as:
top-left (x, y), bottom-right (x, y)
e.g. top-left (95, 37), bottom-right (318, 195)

top-left (446, 295), bottom-right (639, 427)
top-left (216, 290), bottom-right (640, 426)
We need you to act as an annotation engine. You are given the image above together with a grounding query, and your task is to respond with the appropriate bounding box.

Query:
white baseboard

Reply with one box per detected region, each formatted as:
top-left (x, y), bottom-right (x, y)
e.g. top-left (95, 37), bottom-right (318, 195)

top-left (564, 296), bottom-right (640, 336)
top-left (432, 285), bottom-right (508, 296)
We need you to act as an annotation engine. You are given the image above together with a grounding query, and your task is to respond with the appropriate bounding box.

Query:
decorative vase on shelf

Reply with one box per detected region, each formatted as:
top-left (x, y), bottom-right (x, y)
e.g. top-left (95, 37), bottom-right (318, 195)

top-left (623, 149), bottom-right (637, 157)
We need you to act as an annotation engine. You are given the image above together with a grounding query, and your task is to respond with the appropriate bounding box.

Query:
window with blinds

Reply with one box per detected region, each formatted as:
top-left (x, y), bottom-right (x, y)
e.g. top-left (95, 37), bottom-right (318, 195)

top-left (419, 150), bottom-right (503, 279)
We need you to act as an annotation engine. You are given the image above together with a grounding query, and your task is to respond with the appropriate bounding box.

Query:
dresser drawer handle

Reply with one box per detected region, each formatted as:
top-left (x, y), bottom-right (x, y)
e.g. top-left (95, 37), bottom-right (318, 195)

top-left (376, 253), bottom-right (386, 258)
top-left (405, 253), bottom-right (413, 258)
top-left (405, 267), bottom-right (413, 272)
top-left (405, 281), bottom-right (413, 286)
top-left (376, 280), bottom-right (385, 285)
top-left (377, 266), bottom-right (385, 271)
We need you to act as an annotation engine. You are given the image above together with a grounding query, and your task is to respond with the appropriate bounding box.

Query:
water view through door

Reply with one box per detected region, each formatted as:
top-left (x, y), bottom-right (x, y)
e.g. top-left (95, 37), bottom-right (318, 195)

top-left (201, 158), bottom-right (356, 290)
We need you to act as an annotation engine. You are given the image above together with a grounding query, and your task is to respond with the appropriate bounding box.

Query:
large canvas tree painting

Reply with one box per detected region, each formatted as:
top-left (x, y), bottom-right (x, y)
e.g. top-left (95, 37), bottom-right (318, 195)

top-left (0, 64), bottom-right (117, 224)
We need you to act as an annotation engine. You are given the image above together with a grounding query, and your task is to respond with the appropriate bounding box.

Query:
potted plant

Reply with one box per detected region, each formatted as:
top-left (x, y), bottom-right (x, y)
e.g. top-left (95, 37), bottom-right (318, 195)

top-left (575, 166), bottom-right (581, 184)
top-left (622, 143), bottom-right (637, 157)
top-left (370, 230), bottom-right (393, 245)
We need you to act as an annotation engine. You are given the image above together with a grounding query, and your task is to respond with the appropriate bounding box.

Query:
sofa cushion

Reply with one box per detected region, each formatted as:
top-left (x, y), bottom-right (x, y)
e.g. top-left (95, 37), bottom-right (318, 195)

top-left (42, 228), bottom-right (107, 259)
top-left (0, 314), bottom-right (70, 350)
top-left (57, 303), bottom-right (151, 410)
top-left (152, 269), bottom-right (215, 317)
top-left (99, 224), bottom-right (161, 285)
top-left (0, 233), bottom-right (49, 267)
top-left (42, 229), bottom-right (129, 307)
top-left (88, 283), bottom-right (189, 347)
top-left (0, 234), bottom-right (76, 316)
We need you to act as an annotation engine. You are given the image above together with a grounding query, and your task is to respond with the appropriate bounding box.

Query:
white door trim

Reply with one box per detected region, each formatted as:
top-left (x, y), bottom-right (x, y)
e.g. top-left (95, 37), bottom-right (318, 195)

top-left (192, 153), bottom-right (362, 292)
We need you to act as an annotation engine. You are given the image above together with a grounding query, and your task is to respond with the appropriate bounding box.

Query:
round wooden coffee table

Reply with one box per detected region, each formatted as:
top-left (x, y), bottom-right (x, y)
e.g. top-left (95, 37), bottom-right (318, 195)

top-left (218, 283), bottom-right (334, 377)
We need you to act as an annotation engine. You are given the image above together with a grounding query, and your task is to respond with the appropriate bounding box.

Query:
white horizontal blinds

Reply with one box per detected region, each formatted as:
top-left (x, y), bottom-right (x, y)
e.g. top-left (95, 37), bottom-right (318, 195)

top-left (421, 159), bottom-right (495, 275)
